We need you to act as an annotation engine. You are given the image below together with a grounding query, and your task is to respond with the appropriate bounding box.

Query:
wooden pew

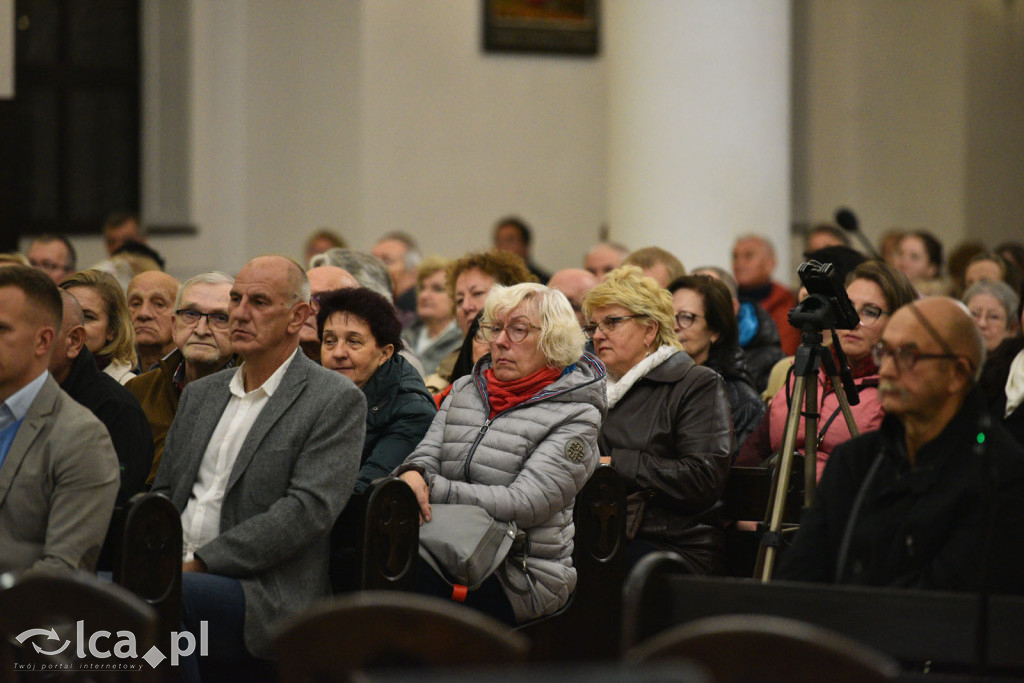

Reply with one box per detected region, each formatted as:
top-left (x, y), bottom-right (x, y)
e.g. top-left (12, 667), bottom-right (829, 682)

top-left (516, 464), bottom-right (627, 662)
top-left (622, 552), bottom-right (1024, 679)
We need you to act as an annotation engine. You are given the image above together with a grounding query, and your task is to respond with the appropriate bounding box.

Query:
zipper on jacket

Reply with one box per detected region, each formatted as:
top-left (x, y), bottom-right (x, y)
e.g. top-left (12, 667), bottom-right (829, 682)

top-left (463, 418), bottom-right (492, 482)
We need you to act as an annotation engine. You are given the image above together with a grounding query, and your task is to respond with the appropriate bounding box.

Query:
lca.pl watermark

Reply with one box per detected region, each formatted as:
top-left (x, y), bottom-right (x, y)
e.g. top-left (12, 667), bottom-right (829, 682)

top-left (13, 620), bottom-right (208, 670)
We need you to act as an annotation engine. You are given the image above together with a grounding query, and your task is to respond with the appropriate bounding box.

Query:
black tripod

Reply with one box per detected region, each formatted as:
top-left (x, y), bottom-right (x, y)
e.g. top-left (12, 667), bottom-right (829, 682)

top-left (755, 325), bottom-right (861, 581)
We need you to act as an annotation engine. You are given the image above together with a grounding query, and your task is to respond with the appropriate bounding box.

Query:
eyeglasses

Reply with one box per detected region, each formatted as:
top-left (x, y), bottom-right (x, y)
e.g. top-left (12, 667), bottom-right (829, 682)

top-left (856, 305), bottom-right (889, 326)
top-left (475, 320), bottom-right (540, 344)
top-left (582, 315), bottom-right (645, 340)
top-left (29, 259), bottom-right (70, 275)
top-left (674, 311), bottom-right (703, 329)
top-left (176, 308), bottom-right (230, 330)
top-left (871, 342), bottom-right (962, 374)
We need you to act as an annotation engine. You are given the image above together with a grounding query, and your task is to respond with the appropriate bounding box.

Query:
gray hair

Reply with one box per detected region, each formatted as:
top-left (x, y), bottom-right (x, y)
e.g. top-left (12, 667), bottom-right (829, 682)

top-left (309, 248), bottom-right (394, 302)
top-left (482, 283), bottom-right (585, 369)
top-left (377, 231), bottom-right (422, 271)
top-left (692, 265), bottom-right (739, 300)
top-left (175, 271), bottom-right (236, 310)
top-left (963, 279), bottom-right (1020, 324)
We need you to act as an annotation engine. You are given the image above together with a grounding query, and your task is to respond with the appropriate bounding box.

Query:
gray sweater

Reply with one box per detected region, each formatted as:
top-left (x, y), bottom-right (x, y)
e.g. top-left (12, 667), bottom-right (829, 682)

top-left (398, 353), bottom-right (607, 620)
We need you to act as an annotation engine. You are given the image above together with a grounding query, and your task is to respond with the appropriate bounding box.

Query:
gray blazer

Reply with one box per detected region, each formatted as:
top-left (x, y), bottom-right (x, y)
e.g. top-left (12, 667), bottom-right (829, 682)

top-left (0, 375), bottom-right (119, 575)
top-left (152, 350), bottom-right (366, 658)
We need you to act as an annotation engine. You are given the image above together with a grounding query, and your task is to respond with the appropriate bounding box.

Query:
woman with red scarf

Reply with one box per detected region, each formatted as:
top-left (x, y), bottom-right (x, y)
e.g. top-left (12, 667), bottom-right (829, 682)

top-left (737, 261), bottom-right (918, 479)
top-left (395, 283), bottom-right (606, 624)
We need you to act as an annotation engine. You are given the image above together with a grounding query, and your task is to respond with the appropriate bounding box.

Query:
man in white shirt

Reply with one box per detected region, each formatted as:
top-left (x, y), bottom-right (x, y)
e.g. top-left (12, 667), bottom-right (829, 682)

top-left (152, 255), bottom-right (366, 678)
top-left (0, 266), bottom-right (119, 575)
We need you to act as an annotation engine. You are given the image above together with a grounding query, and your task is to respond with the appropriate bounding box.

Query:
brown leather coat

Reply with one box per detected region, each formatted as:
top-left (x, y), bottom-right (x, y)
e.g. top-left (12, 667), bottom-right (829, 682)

top-left (598, 351), bottom-right (733, 573)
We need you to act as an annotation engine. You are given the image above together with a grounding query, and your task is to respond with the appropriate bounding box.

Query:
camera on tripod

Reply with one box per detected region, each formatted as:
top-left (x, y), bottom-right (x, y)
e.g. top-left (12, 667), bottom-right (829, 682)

top-left (788, 260), bottom-right (861, 332)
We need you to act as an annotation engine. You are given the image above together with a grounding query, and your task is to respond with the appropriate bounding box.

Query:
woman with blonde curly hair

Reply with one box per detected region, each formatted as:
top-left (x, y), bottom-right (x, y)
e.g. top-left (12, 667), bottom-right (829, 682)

top-left (60, 270), bottom-right (137, 384)
top-left (583, 266), bottom-right (733, 573)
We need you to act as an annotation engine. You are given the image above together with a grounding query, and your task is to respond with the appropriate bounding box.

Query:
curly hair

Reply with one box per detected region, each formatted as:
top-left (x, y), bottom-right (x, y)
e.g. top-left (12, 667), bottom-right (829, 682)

top-left (446, 250), bottom-right (537, 316)
top-left (59, 269), bottom-right (137, 367)
top-left (582, 266), bottom-right (682, 350)
top-left (315, 286), bottom-right (404, 352)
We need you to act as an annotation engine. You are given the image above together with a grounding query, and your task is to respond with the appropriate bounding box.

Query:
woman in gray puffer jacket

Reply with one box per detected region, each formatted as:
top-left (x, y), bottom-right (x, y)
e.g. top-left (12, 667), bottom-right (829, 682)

top-left (396, 283), bottom-right (606, 623)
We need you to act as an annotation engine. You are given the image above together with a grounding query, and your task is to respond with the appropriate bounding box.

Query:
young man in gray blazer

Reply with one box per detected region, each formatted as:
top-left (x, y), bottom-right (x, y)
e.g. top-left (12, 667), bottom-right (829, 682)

top-left (152, 255), bottom-right (366, 678)
top-left (0, 266), bottom-right (119, 575)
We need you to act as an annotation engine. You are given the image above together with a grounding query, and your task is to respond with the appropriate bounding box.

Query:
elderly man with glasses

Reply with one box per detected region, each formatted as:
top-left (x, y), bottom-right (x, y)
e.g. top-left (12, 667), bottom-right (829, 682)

top-left (778, 297), bottom-right (1024, 595)
top-left (126, 272), bottom-right (236, 482)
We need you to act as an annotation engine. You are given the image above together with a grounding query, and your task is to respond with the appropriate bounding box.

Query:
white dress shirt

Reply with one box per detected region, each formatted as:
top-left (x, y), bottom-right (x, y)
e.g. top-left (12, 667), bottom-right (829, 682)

top-left (181, 349), bottom-right (298, 561)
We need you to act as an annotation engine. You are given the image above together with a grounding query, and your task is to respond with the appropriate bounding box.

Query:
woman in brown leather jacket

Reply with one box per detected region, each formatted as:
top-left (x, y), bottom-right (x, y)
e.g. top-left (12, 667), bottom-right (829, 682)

top-left (583, 267), bottom-right (734, 573)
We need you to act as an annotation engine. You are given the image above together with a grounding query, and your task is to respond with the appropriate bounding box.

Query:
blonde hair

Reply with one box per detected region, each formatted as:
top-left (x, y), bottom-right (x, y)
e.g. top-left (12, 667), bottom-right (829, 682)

top-left (415, 256), bottom-right (450, 290)
top-left (482, 283), bottom-right (585, 369)
top-left (582, 266), bottom-right (682, 350)
top-left (60, 269), bottom-right (137, 367)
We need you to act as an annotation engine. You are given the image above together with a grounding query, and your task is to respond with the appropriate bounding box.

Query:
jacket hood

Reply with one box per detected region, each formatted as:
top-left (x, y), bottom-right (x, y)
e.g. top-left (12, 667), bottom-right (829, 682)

top-left (471, 351), bottom-right (608, 420)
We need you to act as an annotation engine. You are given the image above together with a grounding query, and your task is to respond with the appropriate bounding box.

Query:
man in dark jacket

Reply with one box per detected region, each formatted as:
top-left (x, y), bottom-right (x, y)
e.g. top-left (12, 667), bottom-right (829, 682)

top-left (778, 298), bottom-right (1024, 594)
top-left (50, 291), bottom-right (153, 506)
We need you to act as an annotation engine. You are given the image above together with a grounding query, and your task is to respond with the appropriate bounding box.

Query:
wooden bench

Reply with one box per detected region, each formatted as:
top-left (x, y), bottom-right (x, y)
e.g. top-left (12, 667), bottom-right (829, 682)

top-left (622, 551), bottom-right (1024, 679)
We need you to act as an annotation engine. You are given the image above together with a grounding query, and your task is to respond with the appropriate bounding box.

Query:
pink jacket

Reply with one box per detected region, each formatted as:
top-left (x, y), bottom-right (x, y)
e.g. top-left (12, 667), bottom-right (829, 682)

top-left (766, 363), bottom-right (882, 480)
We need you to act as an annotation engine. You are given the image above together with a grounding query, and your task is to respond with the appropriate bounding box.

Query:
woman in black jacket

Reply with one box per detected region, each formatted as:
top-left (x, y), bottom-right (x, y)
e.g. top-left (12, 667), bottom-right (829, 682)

top-left (670, 274), bottom-right (765, 455)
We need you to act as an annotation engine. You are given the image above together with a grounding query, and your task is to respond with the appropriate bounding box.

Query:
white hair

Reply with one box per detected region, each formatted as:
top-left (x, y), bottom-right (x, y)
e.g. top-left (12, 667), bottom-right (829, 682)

top-left (482, 283), bottom-right (585, 369)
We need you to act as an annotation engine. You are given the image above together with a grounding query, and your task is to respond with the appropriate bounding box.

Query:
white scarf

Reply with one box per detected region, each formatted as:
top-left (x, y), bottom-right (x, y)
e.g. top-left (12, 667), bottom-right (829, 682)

top-left (1004, 348), bottom-right (1024, 418)
top-left (606, 345), bottom-right (678, 409)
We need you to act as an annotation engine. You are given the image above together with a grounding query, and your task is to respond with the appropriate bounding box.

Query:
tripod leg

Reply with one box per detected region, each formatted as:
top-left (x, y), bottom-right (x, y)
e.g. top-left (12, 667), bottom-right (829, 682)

top-left (756, 375), bottom-right (807, 582)
top-left (827, 373), bottom-right (860, 439)
top-left (804, 375), bottom-right (819, 507)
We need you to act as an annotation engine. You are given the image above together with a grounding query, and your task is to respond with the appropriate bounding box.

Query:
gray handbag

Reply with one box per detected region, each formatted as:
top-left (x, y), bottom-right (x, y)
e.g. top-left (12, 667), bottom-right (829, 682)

top-left (418, 503), bottom-right (518, 590)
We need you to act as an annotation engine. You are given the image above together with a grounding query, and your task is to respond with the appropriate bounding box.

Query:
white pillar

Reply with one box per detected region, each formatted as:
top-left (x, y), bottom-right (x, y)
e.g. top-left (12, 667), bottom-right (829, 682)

top-left (606, 0), bottom-right (792, 279)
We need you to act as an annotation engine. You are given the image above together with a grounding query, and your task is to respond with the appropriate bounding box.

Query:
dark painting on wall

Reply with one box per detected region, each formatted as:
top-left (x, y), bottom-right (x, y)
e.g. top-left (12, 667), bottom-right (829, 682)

top-left (483, 0), bottom-right (598, 56)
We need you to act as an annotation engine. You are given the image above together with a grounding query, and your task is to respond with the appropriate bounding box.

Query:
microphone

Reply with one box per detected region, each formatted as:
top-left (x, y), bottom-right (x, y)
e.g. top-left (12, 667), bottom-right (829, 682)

top-left (835, 207), bottom-right (883, 261)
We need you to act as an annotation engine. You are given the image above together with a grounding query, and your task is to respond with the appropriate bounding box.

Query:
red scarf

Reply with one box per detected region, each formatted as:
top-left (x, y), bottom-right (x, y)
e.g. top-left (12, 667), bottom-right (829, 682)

top-left (484, 366), bottom-right (562, 418)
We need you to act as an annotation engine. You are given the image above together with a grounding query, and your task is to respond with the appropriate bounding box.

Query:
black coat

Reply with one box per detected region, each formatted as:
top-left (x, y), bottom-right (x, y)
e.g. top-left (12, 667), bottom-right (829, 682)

top-left (740, 301), bottom-right (785, 393)
top-left (777, 391), bottom-right (1024, 595)
top-left (704, 346), bottom-right (765, 457)
top-left (598, 351), bottom-right (733, 573)
top-left (978, 336), bottom-right (1024, 446)
top-left (355, 353), bottom-right (436, 494)
top-left (60, 347), bottom-right (154, 506)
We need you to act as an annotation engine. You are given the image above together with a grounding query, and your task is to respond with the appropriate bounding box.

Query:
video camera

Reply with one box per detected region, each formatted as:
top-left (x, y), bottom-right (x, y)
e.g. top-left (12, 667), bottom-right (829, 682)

top-left (788, 260), bottom-right (861, 332)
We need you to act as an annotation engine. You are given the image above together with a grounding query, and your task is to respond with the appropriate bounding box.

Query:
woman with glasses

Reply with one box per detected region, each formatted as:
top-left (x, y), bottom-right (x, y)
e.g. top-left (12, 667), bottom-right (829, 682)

top-left (670, 274), bottom-right (765, 453)
top-left (737, 261), bottom-right (917, 480)
top-left (395, 283), bottom-right (605, 622)
top-left (583, 266), bottom-right (732, 573)
top-left (963, 279), bottom-right (1019, 353)
top-left (59, 269), bottom-right (137, 384)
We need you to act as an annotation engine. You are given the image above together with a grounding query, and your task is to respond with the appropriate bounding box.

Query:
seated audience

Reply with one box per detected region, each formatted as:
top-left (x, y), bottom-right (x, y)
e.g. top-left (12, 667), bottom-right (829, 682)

top-left (372, 231), bottom-right (422, 326)
top-left (548, 268), bottom-right (599, 327)
top-left (126, 272), bottom-right (236, 482)
top-left (151, 256), bottom-right (365, 677)
top-left (732, 234), bottom-right (799, 355)
top-left (977, 290), bottom-right (1024, 445)
top-left (401, 257), bottom-right (462, 377)
top-left (303, 228), bottom-right (347, 265)
top-left (669, 274), bottom-right (764, 453)
top-left (50, 292), bottom-right (153, 505)
top-left (396, 283), bottom-right (604, 623)
top-left (299, 265), bottom-right (360, 360)
top-left (804, 223), bottom-right (850, 254)
top-left (318, 287), bottom-right (435, 494)
top-left (623, 246), bottom-right (686, 289)
top-left (26, 234), bottom-right (76, 284)
top-left (738, 262), bottom-right (917, 480)
top-left (0, 266), bottom-right (118, 575)
top-left (963, 279), bottom-right (1020, 353)
top-left (777, 298), bottom-right (1024, 594)
top-left (895, 229), bottom-right (945, 295)
top-left (103, 211), bottom-right (144, 256)
top-left (693, 265), bottom-right (784, 393)
top-left (493, 215), bottom-right (550, 283)
top-left (59, 270), bottom-right (138, 384)
top-left (127, 271), bottom-right (180, 373)
top-left (584, 241), bottom-right (629, 278)
top-left (584, 267), bottom-right (732, 572)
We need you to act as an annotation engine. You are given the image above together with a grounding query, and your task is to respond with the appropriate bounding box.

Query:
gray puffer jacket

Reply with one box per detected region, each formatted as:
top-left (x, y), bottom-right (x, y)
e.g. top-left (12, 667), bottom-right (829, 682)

top-left (397, 353), bottom-right (607, 621)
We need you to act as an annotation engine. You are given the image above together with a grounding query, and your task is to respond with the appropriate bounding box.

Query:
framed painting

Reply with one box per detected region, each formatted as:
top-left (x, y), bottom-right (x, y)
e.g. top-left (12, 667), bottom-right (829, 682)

top-left (483, 0), bottom-right (599, 56)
